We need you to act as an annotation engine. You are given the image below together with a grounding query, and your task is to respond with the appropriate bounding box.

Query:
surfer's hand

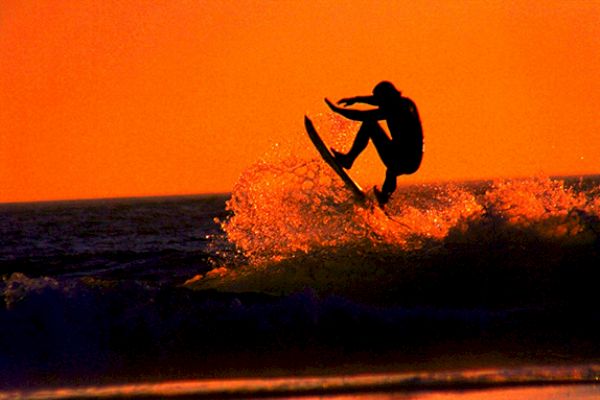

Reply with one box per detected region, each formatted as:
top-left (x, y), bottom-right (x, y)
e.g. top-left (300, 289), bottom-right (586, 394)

top-left (324, 98), bottom-right (339, 112)
top-left (337, 98), bottom-right (355, 107)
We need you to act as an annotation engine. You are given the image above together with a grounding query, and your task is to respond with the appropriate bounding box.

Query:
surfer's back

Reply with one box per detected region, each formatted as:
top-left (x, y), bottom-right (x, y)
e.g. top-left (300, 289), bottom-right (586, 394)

top-left (386, 97), bottom-right (422, 148)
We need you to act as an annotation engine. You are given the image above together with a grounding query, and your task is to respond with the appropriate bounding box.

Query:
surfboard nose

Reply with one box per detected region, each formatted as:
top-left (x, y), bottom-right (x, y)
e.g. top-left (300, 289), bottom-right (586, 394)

top-left (304, 114), bottom-right (366, 202)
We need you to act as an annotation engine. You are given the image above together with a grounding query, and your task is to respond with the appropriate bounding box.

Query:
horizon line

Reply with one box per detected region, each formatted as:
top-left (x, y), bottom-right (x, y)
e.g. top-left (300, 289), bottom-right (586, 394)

top-left (1, 173), bottom-right (598, 206)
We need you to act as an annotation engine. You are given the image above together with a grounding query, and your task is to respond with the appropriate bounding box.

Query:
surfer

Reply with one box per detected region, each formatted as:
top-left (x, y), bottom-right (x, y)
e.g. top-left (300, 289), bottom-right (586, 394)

top-left (326, 81), bottom-right (423, 206)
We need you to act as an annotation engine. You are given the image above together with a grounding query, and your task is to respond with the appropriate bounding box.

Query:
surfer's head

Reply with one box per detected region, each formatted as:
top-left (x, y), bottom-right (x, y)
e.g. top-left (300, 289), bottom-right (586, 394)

top-left (373, 81), bottom-right (401, 104)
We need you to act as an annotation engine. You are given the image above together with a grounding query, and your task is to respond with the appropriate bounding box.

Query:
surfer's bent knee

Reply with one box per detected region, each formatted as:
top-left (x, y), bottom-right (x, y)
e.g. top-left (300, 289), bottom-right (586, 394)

top-left (358, 119), bottom-right (379, 133)
top-left (388, 157), bottom-right (422, 176)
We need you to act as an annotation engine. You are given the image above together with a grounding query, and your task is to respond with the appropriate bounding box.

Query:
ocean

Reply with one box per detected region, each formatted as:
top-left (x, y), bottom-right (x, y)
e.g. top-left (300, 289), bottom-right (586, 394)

top-left (1, 167), bottom-right (599, 397)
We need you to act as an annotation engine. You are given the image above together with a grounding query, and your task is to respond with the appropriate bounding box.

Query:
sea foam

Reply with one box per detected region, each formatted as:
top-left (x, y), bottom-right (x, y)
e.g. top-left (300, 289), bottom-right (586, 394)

top-left (190, 128), bottom-right (599, 303)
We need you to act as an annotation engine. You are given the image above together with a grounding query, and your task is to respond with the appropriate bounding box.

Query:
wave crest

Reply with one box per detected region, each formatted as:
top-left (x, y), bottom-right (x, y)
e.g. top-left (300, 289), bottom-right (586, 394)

top-left (222, 153), bottom-right (599, 263)
top-left (194, 165), bottom-right (600, 298)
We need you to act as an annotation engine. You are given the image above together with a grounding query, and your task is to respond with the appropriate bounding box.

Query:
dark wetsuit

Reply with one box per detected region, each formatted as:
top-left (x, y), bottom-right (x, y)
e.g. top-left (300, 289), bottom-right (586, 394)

top-left (373, 96), bottom-right (423, 175)
top-left (338, 96), bottom-right (423, 199)
top-left (326, 85), bottom-right (423, 205)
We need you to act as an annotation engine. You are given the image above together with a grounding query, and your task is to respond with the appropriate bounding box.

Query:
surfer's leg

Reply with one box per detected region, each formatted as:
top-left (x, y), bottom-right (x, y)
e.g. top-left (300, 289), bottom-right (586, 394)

top-left (363, 123), bottom-right (398, 170)
top-left (375, 169), bottom-right (398, 206)
top-left (332, 120), bottom-right (385, 169)
top-left (382, 169), bottom-right (397, 195)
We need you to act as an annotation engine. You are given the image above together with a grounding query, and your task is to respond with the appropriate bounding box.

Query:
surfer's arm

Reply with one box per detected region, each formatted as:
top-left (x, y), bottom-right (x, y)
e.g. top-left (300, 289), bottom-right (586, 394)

top-left (325, 98), bottom-right (384, 121)
top-left (338, 96), bottom-right (378, 107)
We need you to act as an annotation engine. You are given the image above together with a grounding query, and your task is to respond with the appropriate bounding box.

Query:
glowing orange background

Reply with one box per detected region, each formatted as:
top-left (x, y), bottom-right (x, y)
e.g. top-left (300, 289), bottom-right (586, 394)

top-left (1, 1), bottom-right (599, 202)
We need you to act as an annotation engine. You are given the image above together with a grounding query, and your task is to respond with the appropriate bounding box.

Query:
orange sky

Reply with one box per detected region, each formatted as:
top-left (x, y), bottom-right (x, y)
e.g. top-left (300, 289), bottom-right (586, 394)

top-left (1, 1), bottom-right (599, 202)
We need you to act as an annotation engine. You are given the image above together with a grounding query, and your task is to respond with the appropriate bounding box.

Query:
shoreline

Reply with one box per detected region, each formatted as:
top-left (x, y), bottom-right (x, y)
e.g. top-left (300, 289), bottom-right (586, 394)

top-left (5, 364), bottom-right (599, 400)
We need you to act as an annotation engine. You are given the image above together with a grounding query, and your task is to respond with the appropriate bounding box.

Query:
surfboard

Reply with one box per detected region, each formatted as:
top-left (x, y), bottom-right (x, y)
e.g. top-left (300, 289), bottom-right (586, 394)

top-left (304, 116), bottom-right (366, 202)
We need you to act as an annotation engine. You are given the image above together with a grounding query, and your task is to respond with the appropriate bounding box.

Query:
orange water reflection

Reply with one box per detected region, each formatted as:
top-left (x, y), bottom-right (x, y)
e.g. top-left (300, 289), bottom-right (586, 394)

top-left (5, 365), bottom-right (599, 400)
top-left (297, 385), bottom-right (600, 399)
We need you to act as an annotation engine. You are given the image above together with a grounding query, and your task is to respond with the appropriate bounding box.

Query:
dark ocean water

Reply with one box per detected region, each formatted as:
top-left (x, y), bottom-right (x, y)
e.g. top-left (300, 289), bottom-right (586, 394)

top-left (0, 195), bottom-right (227, 285)
top-left (1, 174), bottom-right (600, 394)
top-left (0, 195), bottom-right (230, 387)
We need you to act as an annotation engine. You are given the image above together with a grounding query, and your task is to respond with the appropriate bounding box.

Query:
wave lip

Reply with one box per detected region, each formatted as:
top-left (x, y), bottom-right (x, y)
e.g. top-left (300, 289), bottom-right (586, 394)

top-left (194, 175), bottom-right (600, 306)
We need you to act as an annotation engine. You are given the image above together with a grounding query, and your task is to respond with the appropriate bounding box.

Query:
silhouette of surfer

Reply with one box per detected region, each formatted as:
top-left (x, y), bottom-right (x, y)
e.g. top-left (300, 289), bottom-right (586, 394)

top-left (326, 81), bottom-right (423, 206)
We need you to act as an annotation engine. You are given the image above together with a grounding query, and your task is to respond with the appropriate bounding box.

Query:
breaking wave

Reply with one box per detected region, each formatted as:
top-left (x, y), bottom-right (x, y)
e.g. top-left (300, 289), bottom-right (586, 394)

top-left (190, 143), bottom-right (599, 302)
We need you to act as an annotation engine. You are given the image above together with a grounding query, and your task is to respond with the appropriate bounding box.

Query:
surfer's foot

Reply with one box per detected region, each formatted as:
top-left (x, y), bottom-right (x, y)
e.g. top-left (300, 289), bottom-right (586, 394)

top-left (373, 187), bottom-right (390, 208)
top-left (330, 148), bottom-right (353, 169)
